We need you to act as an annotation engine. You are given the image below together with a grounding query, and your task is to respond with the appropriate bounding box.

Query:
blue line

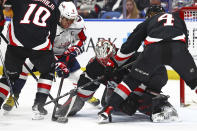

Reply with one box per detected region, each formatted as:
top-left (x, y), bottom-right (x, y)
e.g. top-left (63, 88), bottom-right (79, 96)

top-left (84, 19), bottom-right (145, 22)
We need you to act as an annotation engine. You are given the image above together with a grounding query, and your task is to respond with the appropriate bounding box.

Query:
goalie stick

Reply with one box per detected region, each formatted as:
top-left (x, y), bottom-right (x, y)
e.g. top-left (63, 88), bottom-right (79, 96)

top-left (52, 76), bottom-right (104, 123)
top-left (48, 61), bottom-right (136, 123)
top-left (45, 61), bottom-right (136, 122)
top-left (44, 75), bottom-right (104, 106)
top-left (44, 76), bottom-right (105, 123)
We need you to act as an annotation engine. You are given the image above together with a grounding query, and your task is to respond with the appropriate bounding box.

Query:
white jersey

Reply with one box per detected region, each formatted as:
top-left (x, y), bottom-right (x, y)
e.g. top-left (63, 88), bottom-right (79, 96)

top-left (53, 15), bottom-right (87, 55)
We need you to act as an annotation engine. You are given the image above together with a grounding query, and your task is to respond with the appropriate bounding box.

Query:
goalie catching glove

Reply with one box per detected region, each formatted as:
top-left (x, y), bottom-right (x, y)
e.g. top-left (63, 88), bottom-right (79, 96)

top-left (55, 62), bottom-right (69, 77)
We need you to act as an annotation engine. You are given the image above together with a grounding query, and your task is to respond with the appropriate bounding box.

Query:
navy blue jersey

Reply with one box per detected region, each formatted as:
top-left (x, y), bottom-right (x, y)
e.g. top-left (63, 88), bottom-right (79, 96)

top-left (7, 0), bottom-right (60, 50)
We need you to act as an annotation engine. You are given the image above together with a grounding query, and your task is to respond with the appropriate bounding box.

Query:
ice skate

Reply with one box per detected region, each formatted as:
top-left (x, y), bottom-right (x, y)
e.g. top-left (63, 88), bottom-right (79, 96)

top-left (151, 102), bottom-right (179, 123)
top-left (32, 102), bottom-right (48, 120)
top-left (3, 95), bottom-right (19, 112)
top-left (98, 106), bottom-right (113, 123)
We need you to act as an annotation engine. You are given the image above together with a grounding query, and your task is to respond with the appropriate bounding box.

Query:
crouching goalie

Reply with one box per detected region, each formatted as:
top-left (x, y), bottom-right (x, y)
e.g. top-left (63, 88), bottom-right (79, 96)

top-left (55, 39), bottom-right (179, 123)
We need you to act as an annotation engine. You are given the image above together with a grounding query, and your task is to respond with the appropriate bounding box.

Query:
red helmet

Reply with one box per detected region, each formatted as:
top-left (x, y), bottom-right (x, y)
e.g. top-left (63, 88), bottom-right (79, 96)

top-left (95, 39), bottom-right (116, 66)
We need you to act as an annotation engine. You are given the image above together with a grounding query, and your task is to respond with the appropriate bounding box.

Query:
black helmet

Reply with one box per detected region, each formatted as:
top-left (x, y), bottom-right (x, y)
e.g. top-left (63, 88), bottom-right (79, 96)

top-left (146, 5), bottom-right (165, 18)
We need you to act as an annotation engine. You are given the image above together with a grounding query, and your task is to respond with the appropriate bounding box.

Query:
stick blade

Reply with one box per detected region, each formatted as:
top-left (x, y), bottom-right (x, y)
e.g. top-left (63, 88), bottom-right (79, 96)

top-left (57, 116), bottom-right (68, 123)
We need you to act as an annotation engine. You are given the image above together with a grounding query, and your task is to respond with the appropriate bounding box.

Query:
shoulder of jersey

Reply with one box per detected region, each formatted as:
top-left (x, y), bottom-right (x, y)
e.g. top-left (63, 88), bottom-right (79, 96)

top-left (56, 24), bottom-right (63, 34)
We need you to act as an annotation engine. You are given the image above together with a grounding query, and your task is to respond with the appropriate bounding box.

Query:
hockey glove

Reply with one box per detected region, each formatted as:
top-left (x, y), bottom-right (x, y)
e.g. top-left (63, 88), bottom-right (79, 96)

top-left (64, 46), bottom-right (82, 58)
top-left (55, 62), bottom-right (69, 78)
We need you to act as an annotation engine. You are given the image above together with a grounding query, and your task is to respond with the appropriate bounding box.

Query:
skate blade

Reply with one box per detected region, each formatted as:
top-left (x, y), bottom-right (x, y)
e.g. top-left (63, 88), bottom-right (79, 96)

top-left (3, 110), bottom-right (10, 116)
top-left (152, 116), bottom-right (181, 123)
top-left (32, 111), bottom-right (44, 120)
top-left (98, 115), bottom-right (108, 124)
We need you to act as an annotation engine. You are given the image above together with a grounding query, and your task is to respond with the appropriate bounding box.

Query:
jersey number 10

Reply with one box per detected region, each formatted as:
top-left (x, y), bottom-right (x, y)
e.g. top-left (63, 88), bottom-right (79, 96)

top-left (20, 4), bottom-right (51, 27)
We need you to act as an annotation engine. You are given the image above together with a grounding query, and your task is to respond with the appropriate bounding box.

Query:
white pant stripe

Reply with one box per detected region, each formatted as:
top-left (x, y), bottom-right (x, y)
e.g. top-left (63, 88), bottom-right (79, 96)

top-left (38, 79), bottom-right (52, 85)
top-left (78, 88), bottom-right (95, 96)
top-left (114, 87), bottom-right (129, 100)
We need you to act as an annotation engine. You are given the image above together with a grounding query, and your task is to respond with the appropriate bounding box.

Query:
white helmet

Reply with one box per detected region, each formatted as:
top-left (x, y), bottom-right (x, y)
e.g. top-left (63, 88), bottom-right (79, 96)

top-left (59, 1), bottom-right (78, 20)
top-left (95, 39), bottom-right (116, 66)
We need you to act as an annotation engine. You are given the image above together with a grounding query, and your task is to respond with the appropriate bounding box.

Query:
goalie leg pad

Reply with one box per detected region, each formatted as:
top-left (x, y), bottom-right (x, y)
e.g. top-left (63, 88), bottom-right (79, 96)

top-left (56, 94), bottom-right (85, 117)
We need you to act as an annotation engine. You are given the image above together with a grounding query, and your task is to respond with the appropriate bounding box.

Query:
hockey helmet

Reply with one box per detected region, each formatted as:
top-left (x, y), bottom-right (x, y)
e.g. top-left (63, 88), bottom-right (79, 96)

top-left (145, 5), bottom-right (165, 18)
top-left (59, 1), bottom-right (78, 20)
top-left (95, 39), bottom-right (116, 66)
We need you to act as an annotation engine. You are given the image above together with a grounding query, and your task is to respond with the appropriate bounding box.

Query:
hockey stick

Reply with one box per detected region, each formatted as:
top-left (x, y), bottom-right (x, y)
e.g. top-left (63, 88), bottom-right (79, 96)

top-left (44, 60), bottom-right (136, 106)
top-left (23, 63), bottom-right (56, 103)
top-left (52, 75), bottom-right (65, 121)
top-left (46, 61), bottom-right (135, 123)
top-left (0, 33), bottom-right (57, 105)
top-left (55, 60), bottom-right (137, 123)
top-left (44, 76), bottom-right (104, 106)
top-left (52, 76), bottom-right (104, 123)
top-left (0, 35), bottom-right (19, 107)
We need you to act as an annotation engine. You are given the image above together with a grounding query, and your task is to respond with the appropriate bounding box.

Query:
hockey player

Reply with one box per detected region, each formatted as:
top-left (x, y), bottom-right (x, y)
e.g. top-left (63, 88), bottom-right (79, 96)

top-left (0, 0), bottom-right (60, 119)
top-left (55, 39), bottom-right (178, 122)
top-left (2, 1), bottom-right (100, 114)
top-left (98, 5), bottom-right (197, 123)
top-left (0, 0), bottom-right (5, 33)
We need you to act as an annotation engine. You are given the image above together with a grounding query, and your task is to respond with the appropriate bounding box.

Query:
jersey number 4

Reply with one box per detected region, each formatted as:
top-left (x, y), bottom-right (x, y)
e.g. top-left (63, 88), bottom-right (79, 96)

top-left (158, 14), bottom-right (174, 26)
top-left (20, 4), bottom-right (51, 27)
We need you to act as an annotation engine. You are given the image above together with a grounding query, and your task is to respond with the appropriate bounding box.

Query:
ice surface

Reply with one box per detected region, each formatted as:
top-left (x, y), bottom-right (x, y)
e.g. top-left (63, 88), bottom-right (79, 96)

top-left (0, 22), bottom-right (197, 131)
top-left (0, 77), bottom-right (197, 131)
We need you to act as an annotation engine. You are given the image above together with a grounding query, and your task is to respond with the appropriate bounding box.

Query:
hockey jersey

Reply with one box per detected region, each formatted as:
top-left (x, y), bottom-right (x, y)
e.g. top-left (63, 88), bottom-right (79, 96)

top-left (114, 12), bottom-right (188, 66)
top-left (0, 0), bottom-right (5, 32)
top-left (85, 52), bottom-right (141, 85)
top-left (53, 15), bottom-right (86, 55)
top-left (7, 0), bottom-right (60, 50)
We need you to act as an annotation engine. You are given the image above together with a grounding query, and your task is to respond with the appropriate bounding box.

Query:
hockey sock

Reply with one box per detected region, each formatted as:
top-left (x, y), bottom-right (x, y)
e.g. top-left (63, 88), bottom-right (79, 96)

top-left (107, 92), bottom-right (125, 110)
top-left (13, 78), bottom-right (27, 95)
top-left (34, 92), bottom-right (48, 105)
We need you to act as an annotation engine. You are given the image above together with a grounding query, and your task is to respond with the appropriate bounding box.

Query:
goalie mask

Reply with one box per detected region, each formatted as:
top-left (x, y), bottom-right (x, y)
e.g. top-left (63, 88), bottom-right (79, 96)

top-left (146, 5), bottom-right (165, 18)
top-left (95, 39), bottom-right (116, 66)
